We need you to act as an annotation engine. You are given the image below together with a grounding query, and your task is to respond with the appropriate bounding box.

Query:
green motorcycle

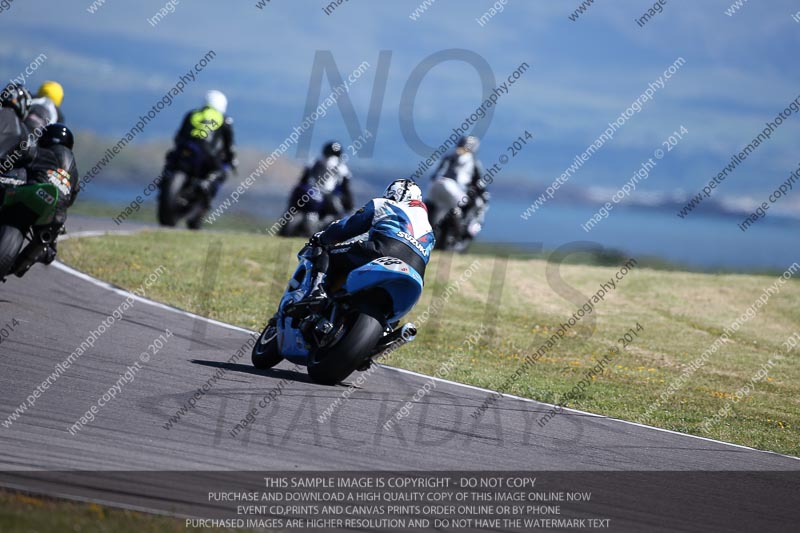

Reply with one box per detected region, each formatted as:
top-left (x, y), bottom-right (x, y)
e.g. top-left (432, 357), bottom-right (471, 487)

top-left (0, 177), bottom-right (60, 281)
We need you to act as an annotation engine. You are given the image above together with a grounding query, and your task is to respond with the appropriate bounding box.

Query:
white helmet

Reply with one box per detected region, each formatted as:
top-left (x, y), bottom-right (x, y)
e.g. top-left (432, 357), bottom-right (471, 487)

top-left (205, 90), bottom-right (227, 114)
top-left (384, 179), bottom-right (422, 203)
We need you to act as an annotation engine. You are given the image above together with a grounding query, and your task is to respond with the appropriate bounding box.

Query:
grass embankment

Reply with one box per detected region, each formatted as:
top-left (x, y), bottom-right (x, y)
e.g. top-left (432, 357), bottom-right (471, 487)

top-left (60, 230), bottom-right (800, 456)
top-left (0, 490), bottom-right (246, 532)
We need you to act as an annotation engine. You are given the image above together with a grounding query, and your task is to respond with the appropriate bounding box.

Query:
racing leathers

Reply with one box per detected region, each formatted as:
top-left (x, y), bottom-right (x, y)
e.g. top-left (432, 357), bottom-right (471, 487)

top-left (308, 197), bottom-right (435, 299)
top-left (165, 106), bottom-right (235, 205)
top-left (24, 97), bottom-right (60, 133)
top-left (26, 144), bottom-right (78, 224)
top-left (0, 107), bottom-right (36, 178)
top-left (427, 149), bottom-right (489, 239)
top-left (301, 155), bottom-right (353, 217)
top-left (23, 143), bottom-right (79, 263)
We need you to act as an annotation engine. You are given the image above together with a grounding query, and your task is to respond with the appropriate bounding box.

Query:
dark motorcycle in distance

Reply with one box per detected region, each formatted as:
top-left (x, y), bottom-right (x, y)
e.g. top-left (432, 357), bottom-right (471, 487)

top-left (278, 182), bottom-right (347, 238)
top-left (430, 206), bottom-right (468, 253)
top-left (428, 198), bottom-right (485, 253)
top-left (157, 144), bottom-right (214, 230)
top-left (278, 182), bottom-right (326, 237)
top-left (0, 177), bottom-right (61, 280)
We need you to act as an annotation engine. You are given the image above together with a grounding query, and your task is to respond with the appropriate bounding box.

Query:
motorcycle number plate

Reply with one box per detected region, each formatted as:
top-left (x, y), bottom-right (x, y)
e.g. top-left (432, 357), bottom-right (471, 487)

top-left (36, 188), bottom-right (56, 205)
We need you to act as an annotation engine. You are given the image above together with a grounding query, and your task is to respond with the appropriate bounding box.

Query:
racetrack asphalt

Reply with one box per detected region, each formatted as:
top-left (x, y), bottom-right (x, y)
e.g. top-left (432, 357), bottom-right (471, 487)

top-left (0, 216), bottom-right (798, 532)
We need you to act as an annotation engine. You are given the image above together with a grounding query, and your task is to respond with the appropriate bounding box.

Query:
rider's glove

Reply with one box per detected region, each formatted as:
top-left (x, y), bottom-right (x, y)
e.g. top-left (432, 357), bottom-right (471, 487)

top-left (197, 179), bottom-right (214, 195)
top-left (309, 231), bottom-right (325, 247)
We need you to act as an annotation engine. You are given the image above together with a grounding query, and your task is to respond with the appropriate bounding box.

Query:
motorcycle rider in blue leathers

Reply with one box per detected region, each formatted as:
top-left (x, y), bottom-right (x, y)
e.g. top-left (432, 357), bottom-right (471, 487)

top-left (301, 179), bottom-right (434, 306)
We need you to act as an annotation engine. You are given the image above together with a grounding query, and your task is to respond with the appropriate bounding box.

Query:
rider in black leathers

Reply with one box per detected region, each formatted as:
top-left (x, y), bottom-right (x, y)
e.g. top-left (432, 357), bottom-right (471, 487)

top-left (300, 141), bottom-right (354, 216)
top-left (0, 83), bottom-right (35, 179)
top-left (161, 90), bottom-right (235, 227)
top-left (23, 123), bottom-right (79, 264)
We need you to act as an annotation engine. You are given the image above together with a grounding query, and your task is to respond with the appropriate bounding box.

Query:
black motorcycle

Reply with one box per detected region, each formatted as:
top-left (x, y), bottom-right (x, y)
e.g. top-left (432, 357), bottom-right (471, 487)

top-left (157, 145), bottom-right (215, 230)
top-left (278, 182), bottom-right (347, 238)
top-left (428, 185), bottom-right (488, 253)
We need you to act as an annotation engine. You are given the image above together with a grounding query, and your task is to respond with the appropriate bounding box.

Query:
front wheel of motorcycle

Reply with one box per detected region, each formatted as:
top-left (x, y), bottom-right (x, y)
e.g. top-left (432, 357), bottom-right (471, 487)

top-left (252, 323), bottom-right (283, 369)
top-left (157, 172), bottom-right (186, 227)
top-left (0, 226), bottom-right (24, 278)
top-left (279, 212), bottom-right (304, 237)
top-left (307, 311), bottom-right (384, 385)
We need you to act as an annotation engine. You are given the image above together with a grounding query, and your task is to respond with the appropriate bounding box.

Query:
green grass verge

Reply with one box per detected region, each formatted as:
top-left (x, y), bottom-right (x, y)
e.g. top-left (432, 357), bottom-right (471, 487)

top-left (0, 490), bottom-right (246, 532)
top-left (60, 230), bottom-right (800, 456)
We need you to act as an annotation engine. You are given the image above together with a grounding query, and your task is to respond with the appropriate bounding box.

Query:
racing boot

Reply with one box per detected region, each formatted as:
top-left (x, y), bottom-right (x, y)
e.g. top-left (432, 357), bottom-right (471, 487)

top-left (285, 271), bottom-right (328, 319)
top-left (41, 243), bottom-right (57, 265)
top-left (286, 244), bottom-right (330, 319)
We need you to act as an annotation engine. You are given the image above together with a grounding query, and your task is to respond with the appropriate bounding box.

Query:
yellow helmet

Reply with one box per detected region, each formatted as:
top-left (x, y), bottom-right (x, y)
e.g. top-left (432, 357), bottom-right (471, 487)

top-left (37, 81), bottom-right (64, 107)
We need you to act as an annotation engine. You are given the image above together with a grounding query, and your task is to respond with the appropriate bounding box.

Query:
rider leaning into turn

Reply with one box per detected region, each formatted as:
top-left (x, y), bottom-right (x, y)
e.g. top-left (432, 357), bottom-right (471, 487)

top-left (0, 83), bottom-right (36, 178)
top-left (25, 81), bottom-right (65, 132)
top-left (427, 135), bottom-right (490, 240)
top-left (301, 179), bottom-right (435, 305)
top-left (22, 123), bottom-right (80, 264)
top-left (164, 89), bottom-right (236, 224)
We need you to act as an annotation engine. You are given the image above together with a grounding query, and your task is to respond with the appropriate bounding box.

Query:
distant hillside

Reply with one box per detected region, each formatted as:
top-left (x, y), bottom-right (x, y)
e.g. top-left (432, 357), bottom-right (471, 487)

top-left (73, 130), bottom-right (302, 194)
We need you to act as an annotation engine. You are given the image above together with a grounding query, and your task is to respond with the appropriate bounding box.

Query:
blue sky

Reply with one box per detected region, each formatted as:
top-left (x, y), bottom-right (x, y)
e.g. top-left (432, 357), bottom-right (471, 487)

top-left (3, 0), bottom-right (800, 208)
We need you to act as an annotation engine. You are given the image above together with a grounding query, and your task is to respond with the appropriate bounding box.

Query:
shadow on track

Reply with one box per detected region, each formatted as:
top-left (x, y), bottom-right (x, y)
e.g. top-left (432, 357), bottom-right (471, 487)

top-left (190, 359), bottom-right (314, 384)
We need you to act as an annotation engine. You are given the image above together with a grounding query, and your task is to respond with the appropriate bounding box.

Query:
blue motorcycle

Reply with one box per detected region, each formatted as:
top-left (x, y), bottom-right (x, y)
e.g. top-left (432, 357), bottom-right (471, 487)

top-left (252, 243), bottom-right (422, 385)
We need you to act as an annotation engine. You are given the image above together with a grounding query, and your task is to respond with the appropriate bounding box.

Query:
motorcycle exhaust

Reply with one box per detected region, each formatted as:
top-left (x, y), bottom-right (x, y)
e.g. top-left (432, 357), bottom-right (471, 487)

top-left (371, 323), bottom-right (417, 359)
top-left (39, 230), bottom-right (54, 244)
top-left (398, 323), bottom-right (417, 342)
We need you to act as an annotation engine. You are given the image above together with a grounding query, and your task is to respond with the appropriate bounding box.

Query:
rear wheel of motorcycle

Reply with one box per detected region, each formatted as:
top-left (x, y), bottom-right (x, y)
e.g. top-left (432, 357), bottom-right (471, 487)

top-left (441, 213), bottom-right (462, 251)
top-left (307, 311), bottom-right (384, 385)
top-left (252, 324), bottom-right (283, 369)
top-left (0, 226), bottom-right (24, 278)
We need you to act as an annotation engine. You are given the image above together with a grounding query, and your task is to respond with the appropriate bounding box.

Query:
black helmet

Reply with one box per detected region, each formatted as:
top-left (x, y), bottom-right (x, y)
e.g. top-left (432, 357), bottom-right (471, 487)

top-left (322, 141), bottom-right (343, 158)
top-left (457, 135), bottom-right (480, 153)
top-left (39, 123), bottom-right (74, 150)
top-left (1, 83), bottom-right (32, 120)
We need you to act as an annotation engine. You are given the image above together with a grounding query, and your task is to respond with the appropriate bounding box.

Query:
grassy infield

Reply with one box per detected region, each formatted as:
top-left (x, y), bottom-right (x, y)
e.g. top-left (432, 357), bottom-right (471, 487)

top-left (0, 491), bottom-right (246, 533)
top-left (5, 228), bottom-right (798, 530)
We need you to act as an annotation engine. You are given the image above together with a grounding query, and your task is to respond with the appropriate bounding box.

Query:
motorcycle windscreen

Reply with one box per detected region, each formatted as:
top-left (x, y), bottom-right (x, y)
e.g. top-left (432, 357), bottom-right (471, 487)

top-left (344, 258), bottom-right (424, 322)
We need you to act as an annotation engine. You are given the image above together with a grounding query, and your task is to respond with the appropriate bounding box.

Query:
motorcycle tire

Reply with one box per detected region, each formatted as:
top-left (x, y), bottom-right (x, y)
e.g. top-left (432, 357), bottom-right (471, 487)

top-left (307, 311), bottom-right (384, 385)
top-left (186, 213), bottom-right (203, 231)
top-left (435, 218), bottom-right (453, 251)
top-left (280, 213), bottom-right (304, 237)
top-left (252, 323), bottom-right (283, 369)
top-left (0, 226), bottom-right (24, 278)
top-left (157, 171), bottom-right (187, 227)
